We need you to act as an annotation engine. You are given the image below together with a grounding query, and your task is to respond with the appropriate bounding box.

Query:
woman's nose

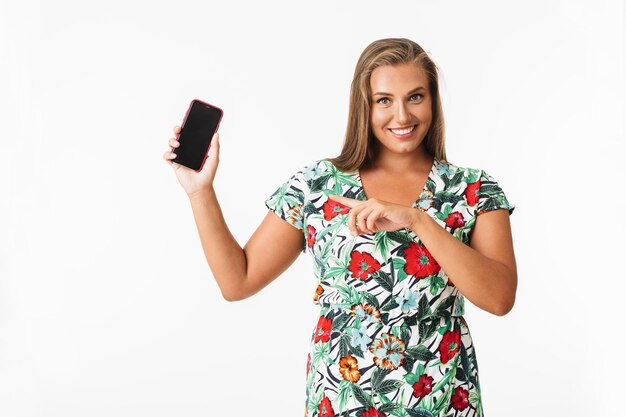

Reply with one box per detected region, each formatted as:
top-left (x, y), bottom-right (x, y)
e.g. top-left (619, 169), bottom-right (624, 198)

top-left (395, 103), bottom-right (410, 124)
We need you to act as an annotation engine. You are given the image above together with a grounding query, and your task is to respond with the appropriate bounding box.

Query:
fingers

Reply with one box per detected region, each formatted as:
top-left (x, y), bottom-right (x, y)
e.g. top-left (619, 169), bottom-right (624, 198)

top-left (356, 207), bottom-right (376, 235)
top-left (164, 128), bottom-right (181, 165)
top-left (348, 203), bottom-right (380, 235)
top-left (163, 150), bottom-right (177, 164)
top-left (168, 136), bottom-right (180, 149)
top-left (208, 132), bottom-right (219, 156)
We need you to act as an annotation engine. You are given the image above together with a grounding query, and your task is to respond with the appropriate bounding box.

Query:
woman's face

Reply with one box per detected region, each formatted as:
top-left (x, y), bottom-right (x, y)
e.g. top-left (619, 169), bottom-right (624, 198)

top-left (369, 63), bottom-right (433, 157)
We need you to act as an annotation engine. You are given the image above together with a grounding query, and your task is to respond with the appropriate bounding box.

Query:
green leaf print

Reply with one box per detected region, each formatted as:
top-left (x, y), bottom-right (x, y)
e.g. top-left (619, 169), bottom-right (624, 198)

top-left (406, 408), bottom-right (435, 417)
top-left (418, 319), bottom-right (438, 341)
top-left (309, 175), bottom-right (329, 193)
top-left (379, 402), bottom-right (401, 413)
top-left (351, 382), bottom-right (373, 407)
top-left (447, 169), bottom-right (465, 188)
top-left (465, 169), bottom-right (480, 183)
top-left (339, 333), bottom-right (349, 358)
top-left (405, 345), bottom-right (437, 362)
top-left (325, 266), bottom-right (348, 278)
top-left (336, 380), bottom-right (351, 412)
top-left (362, 291), bottom-right (380, 309)
top-left (372, 270), bottom-right (395, 293)
top-left (315, 216), bottom-right (345, 242)
top-left (400, 325), bottom-right (411, 342)
top-left (376, 379), bottom-right (404, 394)
top-left (374, 232), bottom-right (392, 259)
top-left (429, 276), bottom-right (446, 296)
top-left (387, 230), bottom-right (414, 245)
top-left (332, 313), bottom-right (351, 332)
top-left (371, 368), bottom-right (392, 389)
top-left (417, 295), bottom-right (432, 320)
top-left (434, 295), bottom-right (455, 317)
top-left (432, 192), bottom-right (464, 213)
top-left (381, 299), bottom-right (399, 312)
top-left (402, 355), bottom-right (416, 374)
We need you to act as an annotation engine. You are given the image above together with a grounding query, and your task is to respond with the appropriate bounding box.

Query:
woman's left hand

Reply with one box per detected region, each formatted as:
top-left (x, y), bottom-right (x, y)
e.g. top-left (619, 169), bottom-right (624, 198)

top-left (328, 195), bottom-right (419, 236)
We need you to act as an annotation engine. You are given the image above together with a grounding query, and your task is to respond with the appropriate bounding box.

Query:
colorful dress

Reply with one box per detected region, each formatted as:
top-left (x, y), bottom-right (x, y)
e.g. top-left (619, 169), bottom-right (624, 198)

top-left (264, 157), bottom-right (515, 417)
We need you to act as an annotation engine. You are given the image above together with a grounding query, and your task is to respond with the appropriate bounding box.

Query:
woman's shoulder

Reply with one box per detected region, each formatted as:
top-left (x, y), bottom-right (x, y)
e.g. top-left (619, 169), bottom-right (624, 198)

top-left (435, 158), bottom-right (482, 182)
top-left (298, 158), bottom-right (343, 180)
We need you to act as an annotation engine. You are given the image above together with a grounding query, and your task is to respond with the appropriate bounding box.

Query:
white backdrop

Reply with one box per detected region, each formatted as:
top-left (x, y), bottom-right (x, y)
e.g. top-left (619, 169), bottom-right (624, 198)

top-left (1, 1), bottom-right (624, 416)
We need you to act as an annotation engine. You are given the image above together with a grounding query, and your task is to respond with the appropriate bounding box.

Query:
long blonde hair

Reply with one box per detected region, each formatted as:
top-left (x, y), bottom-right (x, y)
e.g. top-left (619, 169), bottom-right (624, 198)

top-left (326, 38), bottom-right (447, 172)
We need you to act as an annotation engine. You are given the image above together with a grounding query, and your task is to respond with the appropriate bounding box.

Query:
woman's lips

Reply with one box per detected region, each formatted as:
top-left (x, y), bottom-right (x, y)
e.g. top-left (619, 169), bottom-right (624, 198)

top-left (388, 124), bottom-right (417, 138)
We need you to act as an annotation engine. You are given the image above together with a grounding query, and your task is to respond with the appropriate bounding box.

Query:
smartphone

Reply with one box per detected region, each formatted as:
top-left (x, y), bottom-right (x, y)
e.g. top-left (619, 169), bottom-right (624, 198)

top-left (172, 99), bottom-right (223, 172)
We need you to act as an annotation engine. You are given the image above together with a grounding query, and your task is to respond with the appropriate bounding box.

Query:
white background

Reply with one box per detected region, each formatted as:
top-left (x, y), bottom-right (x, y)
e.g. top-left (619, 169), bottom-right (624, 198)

top-left (1, 0), bottom-right (624, 416)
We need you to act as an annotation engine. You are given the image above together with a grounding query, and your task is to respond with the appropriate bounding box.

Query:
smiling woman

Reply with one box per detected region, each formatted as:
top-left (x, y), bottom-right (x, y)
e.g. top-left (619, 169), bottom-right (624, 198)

top-left (167, 37), bottom-right (516, 417)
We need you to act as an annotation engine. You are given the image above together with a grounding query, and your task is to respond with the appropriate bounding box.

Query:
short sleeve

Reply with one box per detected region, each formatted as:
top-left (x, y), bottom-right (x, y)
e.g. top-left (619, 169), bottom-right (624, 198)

top-left (476, 170), bottom-right (515, 216)
top-left (264, 166), bottom-right (310, 251)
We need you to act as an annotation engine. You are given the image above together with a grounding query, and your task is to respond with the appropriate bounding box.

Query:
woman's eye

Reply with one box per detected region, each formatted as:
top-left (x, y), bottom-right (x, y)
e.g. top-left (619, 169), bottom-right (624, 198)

top-left (410, 93), bottom-right (424, 101)
top-left (376, 97), bottom-right (390, 105)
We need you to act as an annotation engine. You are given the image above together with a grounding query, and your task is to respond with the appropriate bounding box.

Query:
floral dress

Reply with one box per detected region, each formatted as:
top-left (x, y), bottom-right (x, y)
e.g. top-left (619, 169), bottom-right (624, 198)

top-left (264, 157), bottom-right (515, 417)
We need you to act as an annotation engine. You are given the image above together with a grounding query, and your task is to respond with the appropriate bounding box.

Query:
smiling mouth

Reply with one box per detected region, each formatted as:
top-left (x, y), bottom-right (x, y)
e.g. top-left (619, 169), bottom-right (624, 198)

top-left (388, 125), bottom-right (416, 135)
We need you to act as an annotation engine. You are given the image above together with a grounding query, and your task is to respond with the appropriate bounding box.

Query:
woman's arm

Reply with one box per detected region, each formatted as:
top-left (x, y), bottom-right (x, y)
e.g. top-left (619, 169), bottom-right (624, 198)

top-left (188, 190), bottom-right (303, 301)
top-left (409, 209), bottom-right (517, 316)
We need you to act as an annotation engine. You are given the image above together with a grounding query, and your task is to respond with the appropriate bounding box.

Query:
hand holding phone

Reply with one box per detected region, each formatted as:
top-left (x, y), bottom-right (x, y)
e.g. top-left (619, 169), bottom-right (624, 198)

top-left (172, 99), bottom-right (223, 172)
top-left (164, 99), bottom-right (223, 197)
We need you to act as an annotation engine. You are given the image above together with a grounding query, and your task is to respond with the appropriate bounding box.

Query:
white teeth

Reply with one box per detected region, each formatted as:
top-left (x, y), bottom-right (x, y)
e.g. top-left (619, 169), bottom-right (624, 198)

top-left (390, 125), bottom-right (415, 135)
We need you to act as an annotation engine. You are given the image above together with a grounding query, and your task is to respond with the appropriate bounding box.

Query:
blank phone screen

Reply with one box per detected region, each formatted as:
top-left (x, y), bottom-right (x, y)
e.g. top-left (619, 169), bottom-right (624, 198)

top-left (174, 100), bottom-right (223, 171)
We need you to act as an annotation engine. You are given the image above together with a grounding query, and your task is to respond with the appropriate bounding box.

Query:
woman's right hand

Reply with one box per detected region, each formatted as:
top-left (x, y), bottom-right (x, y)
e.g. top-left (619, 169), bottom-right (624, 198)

top-left (163, 125), bottom-right (220, 198)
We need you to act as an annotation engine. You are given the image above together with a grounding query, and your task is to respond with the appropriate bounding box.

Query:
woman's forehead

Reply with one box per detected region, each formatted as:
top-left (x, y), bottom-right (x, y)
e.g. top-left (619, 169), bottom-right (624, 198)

top-left (370, 63), bottom-right (428, 93)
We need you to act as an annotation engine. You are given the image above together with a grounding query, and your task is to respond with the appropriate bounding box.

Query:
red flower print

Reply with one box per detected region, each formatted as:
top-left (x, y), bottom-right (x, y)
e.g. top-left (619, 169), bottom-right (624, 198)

top-left (306, 353), bottom-right (311, 376)
top-left (361, 406), bottom-right (387, 417)
top-left (314, 316), bottom-right (332, 343)
top-left (339, 354), bottom-right (361, 382)
top-left (444, 211), bottom-right (465, 229)
top-left (306, 225), bottom-right (317, 248)
top-left (412, 374), bottom-right (434, 398)
top-left (348, 250), bottom-right (381, 281)
top-left (314, 284), bottom-right (324, 301)
top-left (451, 386), bottom-right (470, 411)
top-left (438, 330), bottom-right (461, 364)
top-left (403, 242), bottom-right (441, 279)
top-left (323, 198), bottom-right (350, 221)
top-left (318, 394), bottom-right (335, 417)
top-left (465, 180), bottom-right (480, 207)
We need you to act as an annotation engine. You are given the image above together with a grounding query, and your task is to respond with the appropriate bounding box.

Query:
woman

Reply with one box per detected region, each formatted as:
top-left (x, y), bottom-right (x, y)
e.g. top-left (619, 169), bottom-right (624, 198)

top-left (163, 38), bottom-right (516, 417)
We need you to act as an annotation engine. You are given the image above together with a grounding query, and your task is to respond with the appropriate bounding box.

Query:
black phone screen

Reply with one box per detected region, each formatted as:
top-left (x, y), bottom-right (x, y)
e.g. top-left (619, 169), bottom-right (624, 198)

top-left (174, 99), bottom-right (223, 171)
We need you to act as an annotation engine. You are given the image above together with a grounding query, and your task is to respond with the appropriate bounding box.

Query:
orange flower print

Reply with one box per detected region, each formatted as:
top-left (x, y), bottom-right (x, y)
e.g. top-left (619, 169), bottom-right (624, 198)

top-left (286, 204), bottom-right (304, 229)
top-left (338, 354), bottom-right (361, 382)
top-left (348, 250), bottom-right (381, 281)
top-left (369, 333), bottom-right (406, 370)
top-left (313, 283), bottom-right (324, 301)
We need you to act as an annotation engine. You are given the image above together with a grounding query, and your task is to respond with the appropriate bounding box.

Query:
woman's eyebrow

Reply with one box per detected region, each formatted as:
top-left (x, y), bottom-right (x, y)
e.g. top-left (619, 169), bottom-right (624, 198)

top-left (372, 86), bottom-right (426, 96)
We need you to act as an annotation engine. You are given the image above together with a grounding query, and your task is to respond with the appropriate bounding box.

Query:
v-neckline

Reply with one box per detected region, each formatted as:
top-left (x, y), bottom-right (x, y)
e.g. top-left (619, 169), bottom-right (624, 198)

top-left (356, 157), bottom-right (438, 209)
